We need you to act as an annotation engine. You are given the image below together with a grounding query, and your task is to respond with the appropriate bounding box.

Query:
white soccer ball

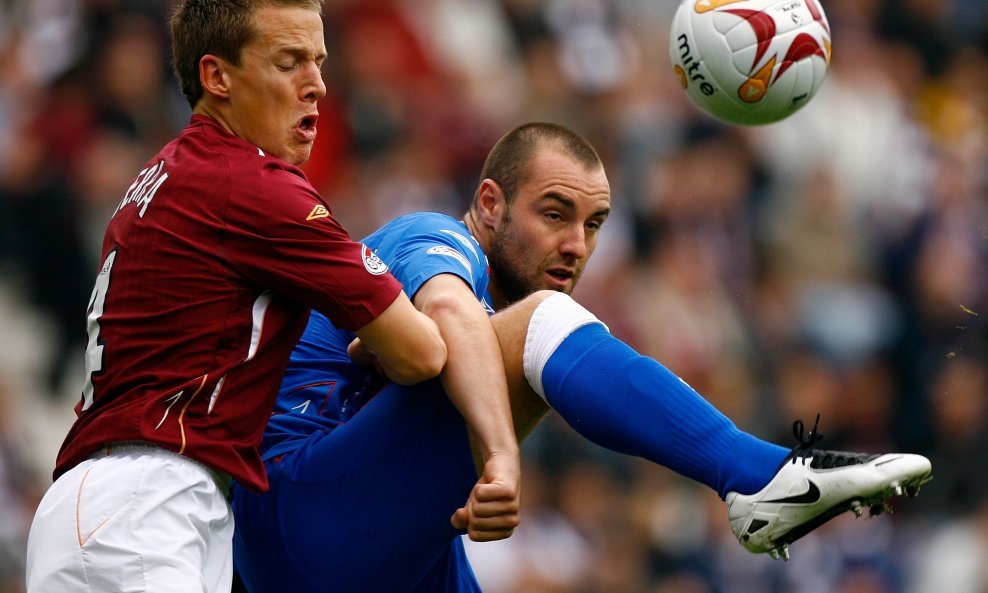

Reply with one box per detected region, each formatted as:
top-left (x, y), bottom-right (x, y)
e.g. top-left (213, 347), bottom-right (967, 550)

top-left (669, 0), bottom-right (832, 125)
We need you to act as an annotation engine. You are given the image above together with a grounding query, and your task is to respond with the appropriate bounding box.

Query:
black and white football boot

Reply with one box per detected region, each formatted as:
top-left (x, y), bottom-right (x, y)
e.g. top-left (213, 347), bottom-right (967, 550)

top-left (726, 416), bottom-right (932, 560)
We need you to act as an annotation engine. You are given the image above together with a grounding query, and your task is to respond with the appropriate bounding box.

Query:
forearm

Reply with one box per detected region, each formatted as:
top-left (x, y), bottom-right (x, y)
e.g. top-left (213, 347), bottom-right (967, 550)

top-left (413, 274), bottom-right (519, 464)
top-left (426, 298), bottom-right (519, 463)
top-left (416, 275), bottom-right (520, 540)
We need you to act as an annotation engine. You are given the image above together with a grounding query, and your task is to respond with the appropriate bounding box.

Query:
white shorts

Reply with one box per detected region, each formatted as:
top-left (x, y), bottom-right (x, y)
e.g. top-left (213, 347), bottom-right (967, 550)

top-left (26, 443), bottom-right (234, 593)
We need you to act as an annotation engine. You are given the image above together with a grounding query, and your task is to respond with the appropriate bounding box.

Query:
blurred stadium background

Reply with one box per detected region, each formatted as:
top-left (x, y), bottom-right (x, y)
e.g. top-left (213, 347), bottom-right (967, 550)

top-left (0, 0), bottom-right (985, 592)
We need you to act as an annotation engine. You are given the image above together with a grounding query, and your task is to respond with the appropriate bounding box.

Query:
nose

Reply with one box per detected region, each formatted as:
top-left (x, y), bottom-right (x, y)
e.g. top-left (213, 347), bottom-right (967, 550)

top-left (301, 62), bottom-right (327, 103)
top-left (559, 225), bottom-right (589, 260)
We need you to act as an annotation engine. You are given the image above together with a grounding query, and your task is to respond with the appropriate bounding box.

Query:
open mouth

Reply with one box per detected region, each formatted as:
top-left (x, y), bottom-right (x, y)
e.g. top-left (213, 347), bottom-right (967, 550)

top-left (546, 269), bottom-right (574, 284)
top-left (294, 114), bottom-right (319, 141)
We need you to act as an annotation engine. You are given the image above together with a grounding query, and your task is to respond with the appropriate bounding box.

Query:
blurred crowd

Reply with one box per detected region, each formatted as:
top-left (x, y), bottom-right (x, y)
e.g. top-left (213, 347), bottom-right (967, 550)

top-left (0, 0), bottom-right (986, 592)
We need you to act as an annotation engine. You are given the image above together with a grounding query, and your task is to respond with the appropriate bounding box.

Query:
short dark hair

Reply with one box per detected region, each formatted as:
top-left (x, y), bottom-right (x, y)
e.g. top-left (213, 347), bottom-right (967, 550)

top-left (170, 0), bottom-right (324, 108)
top-left (475, 122), bottom-right (603, 205)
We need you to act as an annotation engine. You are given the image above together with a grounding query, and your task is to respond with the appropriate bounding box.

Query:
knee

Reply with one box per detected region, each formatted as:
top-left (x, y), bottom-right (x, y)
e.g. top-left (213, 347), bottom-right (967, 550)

top-left (521, 292), bottom-right (606, 402)
top-left (503, 290), bottom-right (558, 318)
top-left (522, 289), bottom-right (560, 306)
top-left (490, 290), bottom-right (559, 343)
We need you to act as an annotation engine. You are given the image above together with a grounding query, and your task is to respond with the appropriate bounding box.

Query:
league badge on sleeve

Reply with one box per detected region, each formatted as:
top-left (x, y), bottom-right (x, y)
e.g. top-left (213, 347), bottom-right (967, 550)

top-left (361, 245), bottom-right (389, 275)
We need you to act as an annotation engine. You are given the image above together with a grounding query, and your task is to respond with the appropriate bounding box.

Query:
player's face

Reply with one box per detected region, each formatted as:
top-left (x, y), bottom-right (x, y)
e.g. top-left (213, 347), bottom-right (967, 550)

top-left (488, 150), bottom-right (610, 305)
top-left (224, 6), bottom-right (327, 165)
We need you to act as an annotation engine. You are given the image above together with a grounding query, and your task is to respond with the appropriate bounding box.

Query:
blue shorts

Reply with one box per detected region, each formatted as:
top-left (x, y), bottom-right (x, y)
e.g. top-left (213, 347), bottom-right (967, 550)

top-left (231, 381), bottom-right (482, 593)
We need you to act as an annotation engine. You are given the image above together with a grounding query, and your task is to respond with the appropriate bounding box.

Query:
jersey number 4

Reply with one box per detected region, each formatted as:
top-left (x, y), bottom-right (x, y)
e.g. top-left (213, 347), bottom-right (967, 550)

top-left (82, 250), bottom-right (117, 411)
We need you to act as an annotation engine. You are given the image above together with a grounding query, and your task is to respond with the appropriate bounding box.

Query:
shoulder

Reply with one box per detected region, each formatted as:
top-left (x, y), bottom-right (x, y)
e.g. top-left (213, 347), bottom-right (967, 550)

top-left (375, 212), bottom-right (460, 234)
top-left (367, 212), bottom-right (487, 292)
top-left (379, 213), bottom-right (478, 252)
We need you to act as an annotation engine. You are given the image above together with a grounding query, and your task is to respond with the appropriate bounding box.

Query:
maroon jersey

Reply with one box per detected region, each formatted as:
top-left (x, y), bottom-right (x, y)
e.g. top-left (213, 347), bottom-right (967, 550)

top-left (55, 115), bottom-right (402, 490)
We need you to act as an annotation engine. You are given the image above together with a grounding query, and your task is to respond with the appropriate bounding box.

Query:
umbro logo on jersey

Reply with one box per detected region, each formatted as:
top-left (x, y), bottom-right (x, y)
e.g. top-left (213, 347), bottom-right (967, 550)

top-left (765, 480), bottom-right (821, 505)
top-left (307, 205), bottom-right (330, 221)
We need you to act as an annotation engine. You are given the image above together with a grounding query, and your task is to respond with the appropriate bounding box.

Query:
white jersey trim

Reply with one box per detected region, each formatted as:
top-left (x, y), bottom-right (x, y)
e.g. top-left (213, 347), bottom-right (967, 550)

top-left (247, 290), bottom-right (273, 361)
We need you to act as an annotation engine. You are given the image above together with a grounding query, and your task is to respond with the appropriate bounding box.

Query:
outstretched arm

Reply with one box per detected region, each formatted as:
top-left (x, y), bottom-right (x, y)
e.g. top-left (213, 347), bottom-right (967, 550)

top-left (413, 274), bottom-right (521, 542)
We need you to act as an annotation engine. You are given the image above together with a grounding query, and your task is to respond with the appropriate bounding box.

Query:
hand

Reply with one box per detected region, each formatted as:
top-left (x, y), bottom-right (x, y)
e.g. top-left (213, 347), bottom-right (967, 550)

top-left (348, 337), bottom-right (389, 381)
top-left (450, 452), bottom-right (521, 542)
top-left (347, 337), bottom-right (377, 368)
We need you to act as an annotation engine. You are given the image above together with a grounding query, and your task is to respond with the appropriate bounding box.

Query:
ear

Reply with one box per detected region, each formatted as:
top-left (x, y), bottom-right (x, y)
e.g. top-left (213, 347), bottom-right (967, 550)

top-left (199, 54), bottom-right (232, 99)
top-left (475, 179), bottom-right (506, 231)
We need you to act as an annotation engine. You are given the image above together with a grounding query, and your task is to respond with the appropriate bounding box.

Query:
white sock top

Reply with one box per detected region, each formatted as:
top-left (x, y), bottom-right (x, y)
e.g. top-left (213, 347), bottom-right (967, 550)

top-left (522, 292), bottom-right (606, 403)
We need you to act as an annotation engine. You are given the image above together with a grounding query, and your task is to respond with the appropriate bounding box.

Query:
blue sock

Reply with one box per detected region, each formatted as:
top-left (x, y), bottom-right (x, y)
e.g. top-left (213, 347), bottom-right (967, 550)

top-left (541, 323), bottom-right (788, 499)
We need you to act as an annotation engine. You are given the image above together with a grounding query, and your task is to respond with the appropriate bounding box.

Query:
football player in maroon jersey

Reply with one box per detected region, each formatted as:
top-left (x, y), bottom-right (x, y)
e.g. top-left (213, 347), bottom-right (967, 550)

top-left (22, 2), bottom-right (483, 593)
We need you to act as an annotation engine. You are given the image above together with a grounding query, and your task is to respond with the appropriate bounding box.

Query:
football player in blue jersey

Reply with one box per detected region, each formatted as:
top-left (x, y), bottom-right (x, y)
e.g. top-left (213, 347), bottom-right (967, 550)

top-left (230, 123), bottom-right (932, 593)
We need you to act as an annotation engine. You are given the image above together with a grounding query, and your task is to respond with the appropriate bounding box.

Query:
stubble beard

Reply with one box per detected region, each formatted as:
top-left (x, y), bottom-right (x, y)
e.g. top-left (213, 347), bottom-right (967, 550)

top-left (488, 219), bottom-right (578, 307)
top-left (488, 219), bottom-right (541, 307)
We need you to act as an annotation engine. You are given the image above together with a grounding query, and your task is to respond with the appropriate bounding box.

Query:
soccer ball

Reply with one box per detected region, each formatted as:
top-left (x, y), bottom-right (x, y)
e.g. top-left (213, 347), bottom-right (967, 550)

top-left (669, 0), bottom-right (831, 125)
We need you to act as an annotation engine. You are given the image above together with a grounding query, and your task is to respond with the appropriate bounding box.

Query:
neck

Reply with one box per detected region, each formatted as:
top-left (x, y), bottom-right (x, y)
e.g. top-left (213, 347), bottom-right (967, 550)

top-left (462, 210), bottom-right (486, 251)
top-left (193, 103), bottom-right (236, 138)
top-left (462, 210), bottom-right (508, 311)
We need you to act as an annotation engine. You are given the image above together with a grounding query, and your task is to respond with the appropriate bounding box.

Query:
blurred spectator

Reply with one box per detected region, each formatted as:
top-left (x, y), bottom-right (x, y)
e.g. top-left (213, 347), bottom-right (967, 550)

top-left (916, 353), bottom-right (988, 518)
top-left (0, 99), bottom-right (93, 395)
top-left (906, 499), bottom-right (988, 593)
top-left (0, 385), bottom-right (42, 593)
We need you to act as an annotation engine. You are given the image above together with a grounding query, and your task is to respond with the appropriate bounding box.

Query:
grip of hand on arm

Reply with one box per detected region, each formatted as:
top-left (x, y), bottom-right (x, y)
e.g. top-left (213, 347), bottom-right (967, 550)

top-left (414, 274), bottom-right (521, 541)
top-left (353, 291), bottom-right (446, 385)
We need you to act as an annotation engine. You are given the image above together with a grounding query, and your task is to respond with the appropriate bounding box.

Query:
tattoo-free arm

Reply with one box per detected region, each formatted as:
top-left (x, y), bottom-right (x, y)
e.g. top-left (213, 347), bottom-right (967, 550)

top-left (353, 291), bottom-right (446, 385)
top-left (414, 274), bottom-right (521, 542)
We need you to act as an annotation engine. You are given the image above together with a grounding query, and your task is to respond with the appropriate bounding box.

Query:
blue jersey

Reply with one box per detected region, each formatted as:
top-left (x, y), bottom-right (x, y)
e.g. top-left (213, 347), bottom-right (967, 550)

top-left (261, 213), bottom-right (492, 461)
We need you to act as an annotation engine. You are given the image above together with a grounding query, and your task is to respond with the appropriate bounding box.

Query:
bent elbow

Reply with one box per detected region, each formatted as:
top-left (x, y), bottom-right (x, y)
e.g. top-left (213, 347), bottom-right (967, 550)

top-left (391, 336), bottom-right (446, 385)
top-left (422, 341), bottom-right (448, 381)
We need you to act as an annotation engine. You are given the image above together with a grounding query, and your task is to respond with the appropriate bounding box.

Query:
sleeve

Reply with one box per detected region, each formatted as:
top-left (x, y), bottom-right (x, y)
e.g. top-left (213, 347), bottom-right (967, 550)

top-left (371, 214), bottom-right (489, 302)
top-left (223, 163), bottom-right (403, 332)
